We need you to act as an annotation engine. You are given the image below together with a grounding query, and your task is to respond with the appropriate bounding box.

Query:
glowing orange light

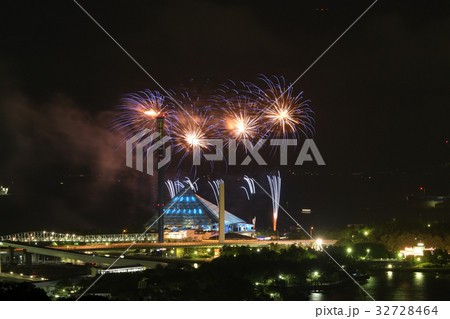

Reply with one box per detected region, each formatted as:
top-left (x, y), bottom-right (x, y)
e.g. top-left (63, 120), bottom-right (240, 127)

top-left (143, 109), bottom-right (159, 117)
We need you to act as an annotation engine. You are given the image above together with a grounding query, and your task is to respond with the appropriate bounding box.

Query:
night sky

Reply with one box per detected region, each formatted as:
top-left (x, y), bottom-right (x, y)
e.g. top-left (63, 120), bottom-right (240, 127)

top-left (0, 0), bottom-right (449, 234)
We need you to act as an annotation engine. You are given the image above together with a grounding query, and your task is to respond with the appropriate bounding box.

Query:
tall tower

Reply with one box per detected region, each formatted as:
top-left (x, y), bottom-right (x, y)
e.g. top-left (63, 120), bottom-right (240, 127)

top-left (219, 183), bottom-right (225, 243)
top-left (156, 116), bottom-right (165, 243)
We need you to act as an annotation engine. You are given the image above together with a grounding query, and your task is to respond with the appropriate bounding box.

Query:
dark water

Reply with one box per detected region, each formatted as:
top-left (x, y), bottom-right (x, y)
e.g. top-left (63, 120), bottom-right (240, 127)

top-left (309, 271), bottom-right (450, 301)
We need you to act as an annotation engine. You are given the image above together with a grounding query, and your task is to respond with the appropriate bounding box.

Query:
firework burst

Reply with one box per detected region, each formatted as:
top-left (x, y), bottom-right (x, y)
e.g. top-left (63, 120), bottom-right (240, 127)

top-left (224, 102), bottom-right (260, 141)
top-left (166, 92), bottom-right (219, 163)
top-left (252, 75), bottom-right (315, 140)
top-left (170, 110), bottom-right (216, 156)
top-left (114, 90), bottom-right (173, 139)
top-left (214, 80), bottom-right (262, 145)
top-left (116, 75), bottom-right (315, 167)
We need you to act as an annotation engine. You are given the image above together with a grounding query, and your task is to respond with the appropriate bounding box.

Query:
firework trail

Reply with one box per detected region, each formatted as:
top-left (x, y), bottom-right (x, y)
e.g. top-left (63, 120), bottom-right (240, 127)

top-left (184, 177), bottom-right (198, 192)
top-left (208, 179), bottom-right (224, 206)
top-left (166, 180), bottom-right (176, 199)
top-left (241, 175), bottom-right (255, 200)
top-left (240, 186), bottom-right (250, 200)
top-left (243, 175), bottom-right (256, 194)
top-left (174, 180), bottom-right (185, 193)
top-left (165, 179), bottom-right (185, 198)
top-left (213, 79), bottom-right (255, 105)
top-left (267, 171), bottom-right (281, 231)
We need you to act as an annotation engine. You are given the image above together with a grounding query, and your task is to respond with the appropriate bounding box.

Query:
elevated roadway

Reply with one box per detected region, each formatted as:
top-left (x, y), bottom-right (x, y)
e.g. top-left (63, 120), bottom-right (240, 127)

top-left (46, 239), bottom-right (337, 251)
top-left (0, 242), bottom-right (168, 268)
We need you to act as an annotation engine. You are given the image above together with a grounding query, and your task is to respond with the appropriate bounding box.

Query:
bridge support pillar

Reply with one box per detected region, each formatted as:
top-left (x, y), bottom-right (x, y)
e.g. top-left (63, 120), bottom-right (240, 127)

top-left (23, 250), bottom-right (32, 267)
top-left (8, 247), bottom-right (14, 264)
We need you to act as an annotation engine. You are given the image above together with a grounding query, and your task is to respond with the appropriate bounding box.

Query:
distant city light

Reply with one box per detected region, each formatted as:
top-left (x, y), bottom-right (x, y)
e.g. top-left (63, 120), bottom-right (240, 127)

top-left (314, 239), bottom-right (323, 251)
top-left (387, 264), bottom-right (393, 269)
top-left (194, 263), bottom-right (198, 269)
top-left (400, 243), bottom-right (433, 257)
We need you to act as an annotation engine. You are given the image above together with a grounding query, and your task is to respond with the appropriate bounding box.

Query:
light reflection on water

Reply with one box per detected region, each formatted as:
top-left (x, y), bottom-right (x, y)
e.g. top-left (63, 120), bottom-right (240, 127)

top-left (308, 271), bottom-right (450, 301)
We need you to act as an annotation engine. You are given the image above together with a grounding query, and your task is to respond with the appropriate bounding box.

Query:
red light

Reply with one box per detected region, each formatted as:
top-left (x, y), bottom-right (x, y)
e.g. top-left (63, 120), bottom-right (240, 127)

top-left (419, 187), bottom-right (423, 190)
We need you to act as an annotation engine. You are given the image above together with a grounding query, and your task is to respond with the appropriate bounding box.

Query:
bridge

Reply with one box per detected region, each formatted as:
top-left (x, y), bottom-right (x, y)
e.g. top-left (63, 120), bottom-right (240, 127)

top-left (0, 231), bottom-right (157, 243)
top-left (0, 231), bottom-right (336, 269)
top-left (0, 231), bottom-right (336, 250)
top-left (0, 231), bottom-right (336, 249)
top-left (0, 242), bottom-right (168, 268)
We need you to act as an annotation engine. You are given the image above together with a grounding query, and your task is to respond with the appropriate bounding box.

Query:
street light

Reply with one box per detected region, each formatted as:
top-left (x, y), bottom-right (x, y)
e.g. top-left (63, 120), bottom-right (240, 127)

top-left (347, 247), bottom-right (352, 254)
top-left (122, 229), bottom-right (127, 241)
